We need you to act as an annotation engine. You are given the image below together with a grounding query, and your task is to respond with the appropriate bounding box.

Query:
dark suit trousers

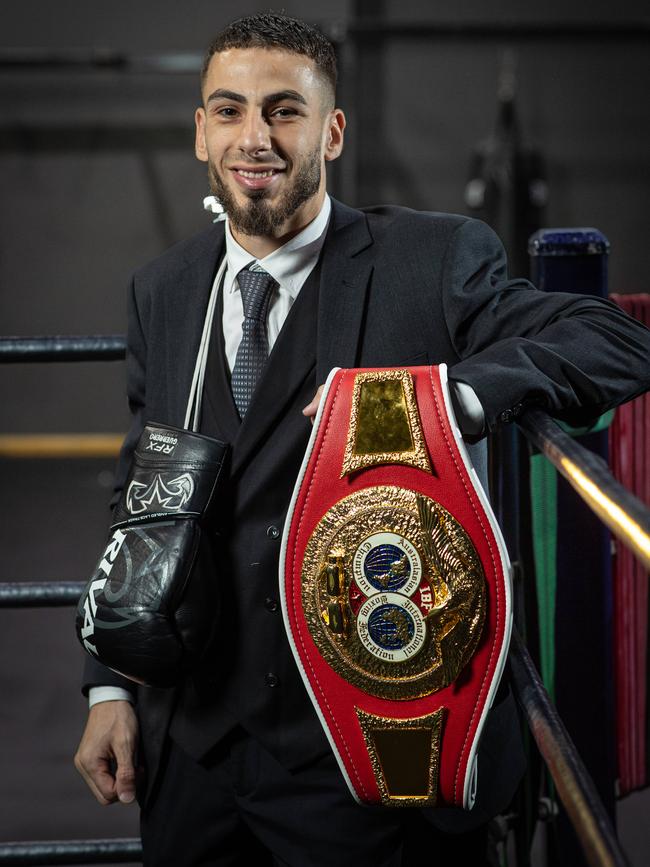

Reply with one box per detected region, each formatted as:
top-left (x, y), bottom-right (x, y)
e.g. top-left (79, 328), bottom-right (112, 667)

top-left (140, 729), bottom-right (490, 867)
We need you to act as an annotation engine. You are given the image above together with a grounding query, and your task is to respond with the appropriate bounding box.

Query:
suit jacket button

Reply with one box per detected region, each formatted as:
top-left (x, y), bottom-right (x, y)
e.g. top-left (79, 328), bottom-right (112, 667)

top-left (265, 597), bottom-right (279, 612)
top-left (265, 673), bottom-right (279, 688)
top-left (499, 409), bottom-right (514, 424)
top-left (267, 525), bottom-right (280, 539)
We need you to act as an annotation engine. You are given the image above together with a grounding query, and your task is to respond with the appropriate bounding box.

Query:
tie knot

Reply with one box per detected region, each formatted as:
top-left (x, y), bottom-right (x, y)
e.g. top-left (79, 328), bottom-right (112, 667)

top-left (238, 267), bottom-right (276, 321)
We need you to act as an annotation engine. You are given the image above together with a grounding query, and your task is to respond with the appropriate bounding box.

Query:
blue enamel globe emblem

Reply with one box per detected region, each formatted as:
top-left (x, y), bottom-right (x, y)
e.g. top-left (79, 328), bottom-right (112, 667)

top-left (367, 603), bottom-right (416, 649)
top-left (353, 532), bottom-right (422, 598)
top-left (363, 544), bottom-right (411, 592)
top-left (356, 592), bottom-right (426, 662)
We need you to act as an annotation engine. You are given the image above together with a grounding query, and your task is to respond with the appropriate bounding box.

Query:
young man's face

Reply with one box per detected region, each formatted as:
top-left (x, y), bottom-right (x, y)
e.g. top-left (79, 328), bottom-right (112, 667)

top-left (195, 47), bottom-right (345, 243)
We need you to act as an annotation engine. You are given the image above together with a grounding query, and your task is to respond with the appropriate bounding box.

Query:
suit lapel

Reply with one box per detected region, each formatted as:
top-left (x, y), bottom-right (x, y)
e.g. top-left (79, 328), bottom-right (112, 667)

top-left (316, 199), bottom-right (374, 383)
top-left (165, 225), bottom-right (226, 427)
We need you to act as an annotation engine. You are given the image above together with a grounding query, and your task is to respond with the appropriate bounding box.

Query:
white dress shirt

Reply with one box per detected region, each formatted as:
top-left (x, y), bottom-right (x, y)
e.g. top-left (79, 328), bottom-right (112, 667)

top-left (221, 195), bottom-right (332, 371)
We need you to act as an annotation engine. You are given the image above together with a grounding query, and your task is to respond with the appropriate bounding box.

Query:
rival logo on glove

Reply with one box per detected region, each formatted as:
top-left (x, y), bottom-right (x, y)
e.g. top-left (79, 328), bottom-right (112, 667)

top-left (126, 473), bottom-right (195, 515)
top-left (79, 528), bottom-right (127, 656)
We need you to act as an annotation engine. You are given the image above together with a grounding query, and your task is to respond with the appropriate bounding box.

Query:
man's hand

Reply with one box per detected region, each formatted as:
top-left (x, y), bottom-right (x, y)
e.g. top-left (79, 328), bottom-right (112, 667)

top-left (74, 700), bottom-right (139, 806)
top-left (302, 385), bottom-right (325, 423)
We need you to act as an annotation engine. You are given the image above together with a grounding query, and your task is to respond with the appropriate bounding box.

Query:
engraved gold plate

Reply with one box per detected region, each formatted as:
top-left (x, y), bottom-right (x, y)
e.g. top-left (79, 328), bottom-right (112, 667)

top-left (356, 707), bottom-right (444, 806)
top-left (302, 485), bottom-right (486, 700)
top-left (341, 370), bottom-right (431, 476)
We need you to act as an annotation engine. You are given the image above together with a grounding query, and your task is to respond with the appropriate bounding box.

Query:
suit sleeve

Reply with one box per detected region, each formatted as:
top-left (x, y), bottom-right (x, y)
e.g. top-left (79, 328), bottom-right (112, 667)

top-left (444, 219), bottom-right (650, 431)
top-left (81, 275), bottom-right (148, 698)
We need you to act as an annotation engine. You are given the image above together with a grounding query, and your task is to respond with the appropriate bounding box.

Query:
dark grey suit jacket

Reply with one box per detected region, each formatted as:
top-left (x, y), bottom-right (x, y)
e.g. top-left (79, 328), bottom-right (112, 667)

top-left (83, 198), bottom-right (650, 828)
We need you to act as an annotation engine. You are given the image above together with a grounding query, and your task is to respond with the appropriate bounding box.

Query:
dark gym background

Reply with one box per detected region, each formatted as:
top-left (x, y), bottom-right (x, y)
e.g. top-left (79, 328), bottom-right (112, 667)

top-left (0, 1), bottom-right (648, 864)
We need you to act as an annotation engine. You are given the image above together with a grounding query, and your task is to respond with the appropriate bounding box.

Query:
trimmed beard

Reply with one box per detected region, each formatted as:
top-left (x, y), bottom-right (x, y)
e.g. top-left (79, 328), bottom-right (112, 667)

top-left (207, 148), bottom-right (322, 236)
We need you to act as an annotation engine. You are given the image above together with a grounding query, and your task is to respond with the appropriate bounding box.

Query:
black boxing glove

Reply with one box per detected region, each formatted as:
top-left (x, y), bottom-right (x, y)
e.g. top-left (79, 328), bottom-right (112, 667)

top-left (76, 423), bottom-right (228, 688)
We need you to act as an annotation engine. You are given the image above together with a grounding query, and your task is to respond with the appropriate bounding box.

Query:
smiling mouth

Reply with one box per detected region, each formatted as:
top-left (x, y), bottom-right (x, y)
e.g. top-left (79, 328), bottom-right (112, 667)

top-left (234, 168), bottom-right (283, 179)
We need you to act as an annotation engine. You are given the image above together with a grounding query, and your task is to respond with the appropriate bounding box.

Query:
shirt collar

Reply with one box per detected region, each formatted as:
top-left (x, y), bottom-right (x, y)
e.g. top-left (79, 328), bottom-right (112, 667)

top-left (224, 195), bottom-right (331, 298)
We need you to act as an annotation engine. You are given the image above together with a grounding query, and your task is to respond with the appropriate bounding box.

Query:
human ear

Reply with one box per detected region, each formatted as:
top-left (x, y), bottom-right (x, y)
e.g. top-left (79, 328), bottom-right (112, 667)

top-left (324, 109), bottom-right (346, 162)
top-left (194, 107), bottom-right (208, 163)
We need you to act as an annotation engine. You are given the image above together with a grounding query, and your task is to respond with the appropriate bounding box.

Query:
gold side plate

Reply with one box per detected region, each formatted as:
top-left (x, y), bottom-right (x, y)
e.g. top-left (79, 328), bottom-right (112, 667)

top-left (341, 369), bottom-right (431, 477)
top-left (356, 707), bottom-right (444, 806)
top-left (302, 486), bottom-right (486, 700)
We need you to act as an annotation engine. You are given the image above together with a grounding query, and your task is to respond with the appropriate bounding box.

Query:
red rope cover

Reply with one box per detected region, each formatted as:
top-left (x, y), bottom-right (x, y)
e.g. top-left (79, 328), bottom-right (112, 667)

top-left (610, 293), bottom-right (650, 796)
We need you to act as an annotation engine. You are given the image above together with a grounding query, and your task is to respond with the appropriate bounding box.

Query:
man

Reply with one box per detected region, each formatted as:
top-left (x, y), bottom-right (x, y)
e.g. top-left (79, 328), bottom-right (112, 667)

top-left (74, 12), bottom-right (650, 867)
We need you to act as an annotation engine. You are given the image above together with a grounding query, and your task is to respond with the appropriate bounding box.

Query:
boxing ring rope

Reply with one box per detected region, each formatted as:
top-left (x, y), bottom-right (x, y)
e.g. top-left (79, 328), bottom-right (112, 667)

top-left (0, 581), bottom-right (84, 608)
top-left (0, 839), bottom-right (142, 865)
top-left (0, 434), bottom-right (124, 458)
top-left (0, 336), bottom-right (126, 363)
top-left (509, 630), bottom-right (629, 867)
top-left (1, 334), bottom-right (646, 866)
top-left (0, 335), bottom-right (126, 458)
top-left (517, 410), bottom-right (650, 573)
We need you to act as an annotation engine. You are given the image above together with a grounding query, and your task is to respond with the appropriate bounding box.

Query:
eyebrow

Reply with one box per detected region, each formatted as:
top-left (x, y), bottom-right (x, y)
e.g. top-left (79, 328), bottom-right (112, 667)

top-left (264, 90), bottom-right (308, 107)
top-left (206, 88), bottom-right (308, 107)
top-left (206, 88), bottom-right (246, 105)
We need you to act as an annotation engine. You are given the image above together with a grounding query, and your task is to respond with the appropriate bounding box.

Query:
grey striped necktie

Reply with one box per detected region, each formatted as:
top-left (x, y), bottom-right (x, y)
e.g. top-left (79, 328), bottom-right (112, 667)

top-left (231, 266), bottom-right (276, 417)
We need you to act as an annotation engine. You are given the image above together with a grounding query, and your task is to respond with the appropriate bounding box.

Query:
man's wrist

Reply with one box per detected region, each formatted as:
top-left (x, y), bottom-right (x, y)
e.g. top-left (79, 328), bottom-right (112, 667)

top-left (88, 686), bottom-right (135, 709)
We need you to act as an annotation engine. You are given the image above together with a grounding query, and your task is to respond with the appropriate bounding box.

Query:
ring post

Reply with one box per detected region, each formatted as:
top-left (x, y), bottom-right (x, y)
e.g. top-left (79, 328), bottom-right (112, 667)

top-left (528, 228), bottom-right (616, 867)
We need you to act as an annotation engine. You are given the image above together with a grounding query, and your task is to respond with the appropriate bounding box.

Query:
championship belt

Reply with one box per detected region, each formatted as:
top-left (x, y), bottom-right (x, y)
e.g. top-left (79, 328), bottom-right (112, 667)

top-left (280, 365), bottom-right (511, 808)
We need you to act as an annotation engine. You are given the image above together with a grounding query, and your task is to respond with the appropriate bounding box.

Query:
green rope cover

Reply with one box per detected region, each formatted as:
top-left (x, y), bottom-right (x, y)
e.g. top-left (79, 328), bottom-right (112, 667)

top-left (528, 409), bottom-right (614, 703)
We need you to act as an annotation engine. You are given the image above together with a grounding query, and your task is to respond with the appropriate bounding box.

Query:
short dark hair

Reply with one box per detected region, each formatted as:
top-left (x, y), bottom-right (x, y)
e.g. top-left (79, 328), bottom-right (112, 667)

top-left (201, 13), bottom-right (337, 103)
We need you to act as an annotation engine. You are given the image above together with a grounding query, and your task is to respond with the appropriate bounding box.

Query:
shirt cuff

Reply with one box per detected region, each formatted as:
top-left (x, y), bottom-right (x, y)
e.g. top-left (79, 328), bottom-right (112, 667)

top-left (449, 379), bottom-right (486, 438)
top-left (88, 686), bottom-right (136, 708)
